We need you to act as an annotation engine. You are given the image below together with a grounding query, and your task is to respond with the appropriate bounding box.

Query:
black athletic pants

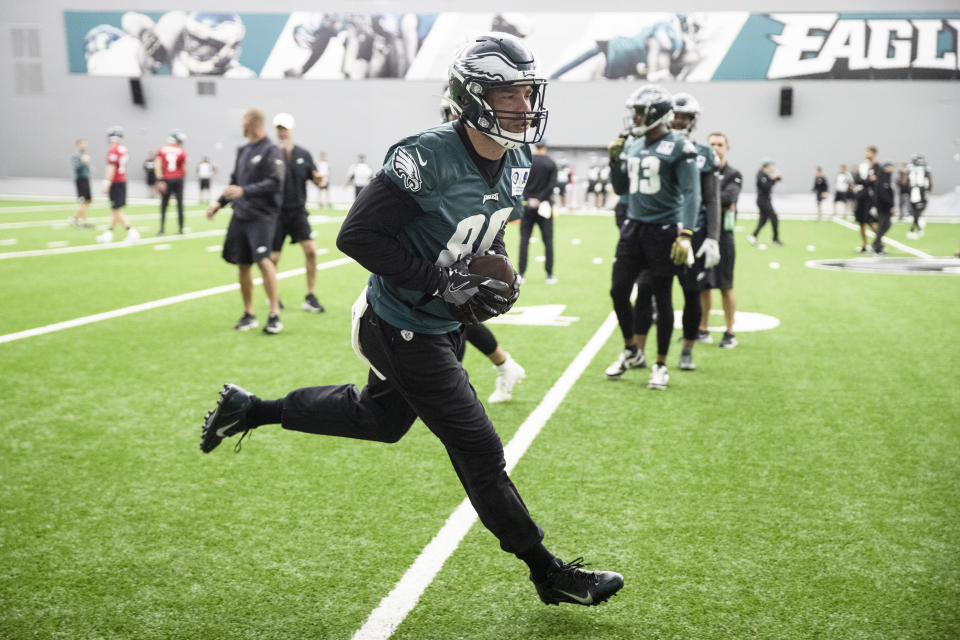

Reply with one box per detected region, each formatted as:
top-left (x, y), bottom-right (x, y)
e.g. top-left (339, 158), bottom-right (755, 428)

top-left (753, 197), bottom-right (779, 241)
top-left (279, 305), bottom-right (543, 554)
top-left (517, 207), bottom-right (554, 278)
top-left (873, 200), bottom-right (894, 252)
top-left (160, 179), bottom-right (185, 232)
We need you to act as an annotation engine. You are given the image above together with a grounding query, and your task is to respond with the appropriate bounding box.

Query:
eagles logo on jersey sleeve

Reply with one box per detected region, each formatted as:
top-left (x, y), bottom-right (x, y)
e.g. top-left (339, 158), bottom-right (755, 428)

top-left (383, 132), bottom-right (442, 211)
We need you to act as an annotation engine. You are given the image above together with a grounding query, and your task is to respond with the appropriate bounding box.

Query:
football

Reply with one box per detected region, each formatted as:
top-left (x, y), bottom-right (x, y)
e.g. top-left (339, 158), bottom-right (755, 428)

top-left (469, 253), bottom-right (518, 287)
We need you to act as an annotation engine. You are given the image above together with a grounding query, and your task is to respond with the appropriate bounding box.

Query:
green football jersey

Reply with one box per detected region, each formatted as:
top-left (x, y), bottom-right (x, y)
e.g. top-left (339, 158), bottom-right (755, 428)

top-left (620, 131), bottom-right (699, 228)
top-left (690, 140), bottom-right (719, 230)
top-left (367, 123), bottom-right (529, 334)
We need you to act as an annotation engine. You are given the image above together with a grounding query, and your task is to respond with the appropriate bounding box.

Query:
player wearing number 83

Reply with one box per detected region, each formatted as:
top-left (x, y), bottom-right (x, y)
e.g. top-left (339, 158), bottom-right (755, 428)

top-left (607, 85), bottom-right (699, 389)
top-left (199, 32), bottom-right (624, 607)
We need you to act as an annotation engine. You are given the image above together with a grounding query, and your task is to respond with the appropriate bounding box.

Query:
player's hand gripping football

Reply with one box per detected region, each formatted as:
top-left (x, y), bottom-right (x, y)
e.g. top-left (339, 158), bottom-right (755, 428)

top-left (439, 257), bottom-right (517, 325)
top-left (670, 229), bottom-right (695, 266)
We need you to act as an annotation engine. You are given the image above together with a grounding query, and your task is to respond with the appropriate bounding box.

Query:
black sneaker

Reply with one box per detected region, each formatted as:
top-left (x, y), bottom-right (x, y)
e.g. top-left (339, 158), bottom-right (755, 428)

top-left (696, 330), bottom-right (713, 344)
top-left (278, 300), bottom-right (286, 311)
top-left (263, 313), bottom-right (283, 334)
top-left (233, 312), bottom-right (258, 331)
top-left (772, 239), bottom-right (784, 247)
top-left (531, 557), bottom-right (623, 607)
top-left (200, 384), bottom-right (254, 453)
top-left (719, 332), bottom-right (738, 349)
top-left (302, 293), bottom-right (325, 313)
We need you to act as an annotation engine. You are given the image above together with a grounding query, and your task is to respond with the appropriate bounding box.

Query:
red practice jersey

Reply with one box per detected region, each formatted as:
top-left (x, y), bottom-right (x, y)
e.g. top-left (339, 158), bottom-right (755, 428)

top-left (106, 142), bottom-right (129, 183)
top-left (157, 144), bottom-right (188, 179)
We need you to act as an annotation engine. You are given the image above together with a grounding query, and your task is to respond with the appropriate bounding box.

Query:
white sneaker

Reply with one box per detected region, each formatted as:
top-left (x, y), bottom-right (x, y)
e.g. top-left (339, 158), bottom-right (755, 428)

top-left (545, 275), bottom-right (559, 285)
top-left (125, 227), bottom-right (140, 243)
top-left (96, 229), bottom-right (114, 243)
top-left (488, 353), bottom-right (526, 403)
top-left (746, 235), bottom-right (757, 246)
top-left (678, 351), bottom-right (696, 371)
top-left (648, 363), bottom-right (669, 390)
top-left (605, 349), bottom-right (646, 379)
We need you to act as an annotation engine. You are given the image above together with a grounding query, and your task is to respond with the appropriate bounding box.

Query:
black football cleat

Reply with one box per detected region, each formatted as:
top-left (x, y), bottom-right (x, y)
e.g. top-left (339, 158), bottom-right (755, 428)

top-left (200, 384), bottom-right (254, 453)
top-left (531, 557), bottom-right (624, 606)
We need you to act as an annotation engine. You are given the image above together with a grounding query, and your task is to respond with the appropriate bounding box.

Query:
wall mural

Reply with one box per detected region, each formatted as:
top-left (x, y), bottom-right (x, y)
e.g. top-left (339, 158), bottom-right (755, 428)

top-left (65, 11), bottom-right (960, 81)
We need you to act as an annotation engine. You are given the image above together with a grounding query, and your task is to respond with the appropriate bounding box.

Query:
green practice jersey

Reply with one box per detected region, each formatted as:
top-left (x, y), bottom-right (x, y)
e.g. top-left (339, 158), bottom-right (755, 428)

top-left (367, 123), bottom-right (529, 334)
top-left (619, 131), bottom-right (699, 228)
top-left (690, 140), bottom-right (719, 230)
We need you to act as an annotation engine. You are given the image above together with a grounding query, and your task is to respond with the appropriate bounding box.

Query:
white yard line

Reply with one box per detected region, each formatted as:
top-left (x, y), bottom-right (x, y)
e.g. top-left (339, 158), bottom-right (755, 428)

top-left (351, 311), bottom-right (620, 640)
top-left (831, 218), bottom-right (932, 258)
top-left (0, 229), bottom-right (230, 259)
top-left (0, 257), bottom-right (353, 344)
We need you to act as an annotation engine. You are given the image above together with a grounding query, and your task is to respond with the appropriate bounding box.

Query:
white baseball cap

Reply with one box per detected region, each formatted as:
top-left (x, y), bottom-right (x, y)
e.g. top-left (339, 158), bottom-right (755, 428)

top-left (273, 113), bottom-right (295, 130)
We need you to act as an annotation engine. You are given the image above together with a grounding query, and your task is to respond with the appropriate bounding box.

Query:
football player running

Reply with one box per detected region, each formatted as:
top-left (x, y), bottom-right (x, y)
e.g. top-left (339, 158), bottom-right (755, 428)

top-left (606, 85), bottom-right (699, 390)
top-left (200, 33), bottom-right (623, 607)
top-left (906, 154), bottom-right (932, 240)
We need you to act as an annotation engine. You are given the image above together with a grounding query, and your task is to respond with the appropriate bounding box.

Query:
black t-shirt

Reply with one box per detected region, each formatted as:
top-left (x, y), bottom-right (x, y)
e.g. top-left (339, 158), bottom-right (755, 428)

top-left (814, 176), bottom-right (828, 193)
top-left (523, 153), bottom-right (558, 203)
top-left (756, 170), bottom-right (779, 199)
top-left (280, 144), bottom-right (317, 212)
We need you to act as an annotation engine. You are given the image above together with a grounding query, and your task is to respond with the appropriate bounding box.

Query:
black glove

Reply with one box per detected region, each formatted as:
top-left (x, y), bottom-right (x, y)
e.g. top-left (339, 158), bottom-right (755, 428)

top-left (439, 258), bottom-right (515, 324)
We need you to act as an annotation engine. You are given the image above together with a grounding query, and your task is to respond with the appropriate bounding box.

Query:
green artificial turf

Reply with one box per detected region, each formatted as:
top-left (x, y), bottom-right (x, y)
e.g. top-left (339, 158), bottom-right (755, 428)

top-left (1, 201), bottom-right (958, 639)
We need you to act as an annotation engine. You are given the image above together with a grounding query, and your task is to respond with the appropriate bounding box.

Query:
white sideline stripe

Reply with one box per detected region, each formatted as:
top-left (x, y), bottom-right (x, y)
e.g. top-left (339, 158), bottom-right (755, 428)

top-left (831, 218), bottom-right (932, 258)
top-left (351, 311), bottom-right (620, 640)
top-left (0, 257), bottom-right (354, 344)
top-left (0, 229), bottom-right (228, 259)
top-left (0, 209), bottom-right (208, 229)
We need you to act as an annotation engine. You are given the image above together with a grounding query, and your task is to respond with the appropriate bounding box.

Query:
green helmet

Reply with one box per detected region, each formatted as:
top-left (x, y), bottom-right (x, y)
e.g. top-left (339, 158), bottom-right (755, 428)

top-left (447, 32), bottom-right (548, 149)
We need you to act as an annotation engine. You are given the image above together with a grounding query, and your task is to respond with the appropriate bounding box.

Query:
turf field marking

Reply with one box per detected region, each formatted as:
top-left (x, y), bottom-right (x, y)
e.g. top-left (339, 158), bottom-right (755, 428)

top-left (351, 311), bottom-right (620, 640)
top-left (0, 229), bottom-right (229, 259)
top-left (831, 218), bottom-right (932, 258)
top-left (0, 257), bottom-right (353, 344)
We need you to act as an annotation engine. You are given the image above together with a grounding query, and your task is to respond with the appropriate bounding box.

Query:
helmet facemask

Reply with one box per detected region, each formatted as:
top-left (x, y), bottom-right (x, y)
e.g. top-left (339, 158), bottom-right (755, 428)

top-left (448, 33), bottom-right (549, 150)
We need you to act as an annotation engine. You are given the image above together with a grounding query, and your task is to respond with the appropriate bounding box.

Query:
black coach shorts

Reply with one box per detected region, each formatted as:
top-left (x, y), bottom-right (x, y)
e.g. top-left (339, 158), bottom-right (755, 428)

top-left (108, 182), bottom-right (126, 209)
top-left (199, 178), bottom-right (211, 190)
top-left (678, 226), bottom-right (711, 292)
top-left (614, 219), bottom-right (679, 277)
top-left (271, 207), bottom-right (314, 252)
top-left (854, 198), bottom-right (876, 224)
top-left (222, 215), bottom-right (274, 265)
top-left (75, 178), bottom-right (91, 203)
top-left (708, 231), bottom-right (736, 291)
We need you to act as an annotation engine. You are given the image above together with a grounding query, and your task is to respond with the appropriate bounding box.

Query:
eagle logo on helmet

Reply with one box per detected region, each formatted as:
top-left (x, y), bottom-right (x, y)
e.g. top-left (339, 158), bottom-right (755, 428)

top-left (393, 147), bottom-right (422, 192)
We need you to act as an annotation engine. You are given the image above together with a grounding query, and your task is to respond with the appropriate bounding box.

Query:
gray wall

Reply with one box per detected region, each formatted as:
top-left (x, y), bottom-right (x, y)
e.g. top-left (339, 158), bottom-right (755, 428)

top-left (2, 0), bottom-right (959, 194)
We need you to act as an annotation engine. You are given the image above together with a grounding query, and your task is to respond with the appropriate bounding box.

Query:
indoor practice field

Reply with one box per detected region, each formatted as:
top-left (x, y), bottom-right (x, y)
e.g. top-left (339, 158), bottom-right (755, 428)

top-left (1, 198), bottom-right (958, 639)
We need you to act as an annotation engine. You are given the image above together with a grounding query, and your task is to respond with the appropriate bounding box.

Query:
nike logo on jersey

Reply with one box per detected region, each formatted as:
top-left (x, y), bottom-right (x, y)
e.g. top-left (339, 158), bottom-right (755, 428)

top-left (216, 419), bottom-right (239, 438)
top-left (415, 148), bottom-right (427, 166)
top-left (555, 588), bottom-right (594, 605)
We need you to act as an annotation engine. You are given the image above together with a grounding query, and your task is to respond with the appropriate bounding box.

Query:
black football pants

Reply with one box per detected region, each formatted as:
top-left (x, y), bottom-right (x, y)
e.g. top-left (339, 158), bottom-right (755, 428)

top-left (279, 306), bottom-right (544, 554)
top-left (753, 197), bottom-right (779, 241)
top-left (517, 208), bottom-right (554, 277)
top-left (872, 202), bottom-right (893, 252)
top-left (160, 178), bottom-right (185, 232)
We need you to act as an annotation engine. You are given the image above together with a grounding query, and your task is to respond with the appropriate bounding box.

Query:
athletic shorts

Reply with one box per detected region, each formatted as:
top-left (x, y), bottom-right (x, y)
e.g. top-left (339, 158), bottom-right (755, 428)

top-left (708, 232), bottom-right (736, 291)
top-left (75, 178), bottom-right (91, 203)
top-left (834, 191), bottom-right (849, 202)
top-left (108, 182), bottom-right (126, 209)
top-left (199, 178), bottom-right (211, 190)
top-left (854, 198), bottom-right (877, 224)
top-left (614, 219), bottom-right (679, 278)
top-left (271, 207), bottom-right (314, 251)
top-left (816, 191), bottom-right (827, 202)
top-left (678, 226), bottom-right (712, 292)
top-left (222, 215), bottom-right (275, 265)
